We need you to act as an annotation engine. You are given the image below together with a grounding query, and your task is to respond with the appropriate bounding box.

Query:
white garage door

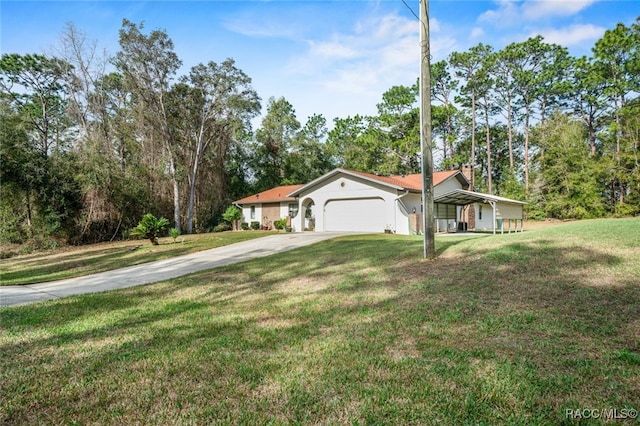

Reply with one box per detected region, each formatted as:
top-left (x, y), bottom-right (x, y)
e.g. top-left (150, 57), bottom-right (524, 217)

top-left (324, 198), bottom-right (387, 232)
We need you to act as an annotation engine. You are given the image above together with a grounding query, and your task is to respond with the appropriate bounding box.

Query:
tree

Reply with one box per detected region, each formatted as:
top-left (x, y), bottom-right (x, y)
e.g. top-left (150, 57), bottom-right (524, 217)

top-left (450, 44), bottom-right (492, 190)
top-left (376, 83), bottom-right (421, 174)
top-left (473, 45), bottom-right (497, 193)
top-left (253, 97), bottom-right (301, 190)
top-left (0, 53), bottom-right (83, 242)
top-left (491, 46), bottom-right (518, 171)
top-left (615, 100), bottom-right (640, 215)
top-left (508, 36), bottom-right (566, 193)
top-left (431, 61), bottom-right (458, 166)
top-left (534, 114), bottom-right (605, 219)
top-left (52, 23), bottom-right (145, 243)
top-left (326, 115), bottom-right (369, 170)
top-left (0, 100), bottom-right (37, 241)
top-left (592, 20), bottom-right (639, 204)
top-left (222, 205), bottom-right (242, 231)
top-left (568, 56), bottom-right (609, 156)
top-left (113, 19), bottom-right (183, 230)
top-left (285, 114), bottom-right (335, 184)
top-left (179, 59), bottom-right (260, 233)
top-left (0, 53), bottom-right (71, 156)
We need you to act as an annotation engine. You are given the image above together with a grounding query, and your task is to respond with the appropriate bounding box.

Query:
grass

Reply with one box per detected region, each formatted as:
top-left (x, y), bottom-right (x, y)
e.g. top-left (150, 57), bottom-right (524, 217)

top-left (0, 231), bottom-right (275, 286)
top-left (1, 217), bottom-right (639, 424)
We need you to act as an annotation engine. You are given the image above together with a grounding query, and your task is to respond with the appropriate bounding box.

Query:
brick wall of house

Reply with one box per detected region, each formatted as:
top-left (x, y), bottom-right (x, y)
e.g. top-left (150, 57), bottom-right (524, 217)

top-left (460, 165), bottom-right (476, 230)
top-left (409, 213), bottom-right (422, 235)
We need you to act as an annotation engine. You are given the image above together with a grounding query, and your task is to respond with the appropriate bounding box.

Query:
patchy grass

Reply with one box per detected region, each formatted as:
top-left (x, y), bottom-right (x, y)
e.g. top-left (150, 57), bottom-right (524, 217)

top-left (0, 231), bottom-right (275, 285)
top-left (1, 218), bottom-right (639, 424)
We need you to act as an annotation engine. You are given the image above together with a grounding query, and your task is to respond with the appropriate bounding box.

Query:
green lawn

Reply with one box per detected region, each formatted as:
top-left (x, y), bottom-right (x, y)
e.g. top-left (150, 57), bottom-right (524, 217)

top-left (1, 218), bottom-right (639, 424)
top-left (0, 231), bottom-right (275, 286)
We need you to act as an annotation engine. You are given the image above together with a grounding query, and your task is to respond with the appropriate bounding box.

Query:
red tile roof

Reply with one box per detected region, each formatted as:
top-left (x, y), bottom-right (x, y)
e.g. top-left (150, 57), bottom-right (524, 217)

top-left (347, 169), bottom-right (461, 191)
top-left (235, 184), bottom-right (304, 205)
top-left (236, 169), bottom-right (465, 204)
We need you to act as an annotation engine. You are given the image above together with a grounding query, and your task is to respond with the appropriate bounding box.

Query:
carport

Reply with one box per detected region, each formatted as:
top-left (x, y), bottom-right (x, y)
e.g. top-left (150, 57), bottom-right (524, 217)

top-left (434, 189), bottom-right (526, 234)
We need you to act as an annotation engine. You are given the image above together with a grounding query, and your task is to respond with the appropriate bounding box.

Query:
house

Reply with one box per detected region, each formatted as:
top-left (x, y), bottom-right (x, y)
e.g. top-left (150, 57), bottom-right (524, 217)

top-left (234, 167), bottom-right (525, 235)
top-left (234, 184), bottom-right (303, 230)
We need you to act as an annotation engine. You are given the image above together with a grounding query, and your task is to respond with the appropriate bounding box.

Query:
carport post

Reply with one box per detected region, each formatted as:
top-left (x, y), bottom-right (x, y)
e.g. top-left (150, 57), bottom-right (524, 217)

top-left (488, 200), bottom-right (496, 235)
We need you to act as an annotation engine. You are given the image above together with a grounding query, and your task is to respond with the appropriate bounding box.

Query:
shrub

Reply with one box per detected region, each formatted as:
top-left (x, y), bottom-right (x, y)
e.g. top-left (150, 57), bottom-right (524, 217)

top-left (241, 222), bottom-right (249, 231)
top-left (222, 205), bottom-right (242, 230)
top-left (613, 202), bottom-right (639, 218)
top-left (213, 223), bottom-right (232, 233)
top-left (250, 221), bottom-right (260, 230)
top-left (273, 217), bottom-right (288, 231)
top-left (168, 227), bottom-right (180, 243)
top-left (130, 214), bottom-right (170, 245)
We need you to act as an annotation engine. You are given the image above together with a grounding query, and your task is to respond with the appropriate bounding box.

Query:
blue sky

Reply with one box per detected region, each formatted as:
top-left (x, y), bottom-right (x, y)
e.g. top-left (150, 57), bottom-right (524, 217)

top-left (1, 1), bottom-right (637, 128)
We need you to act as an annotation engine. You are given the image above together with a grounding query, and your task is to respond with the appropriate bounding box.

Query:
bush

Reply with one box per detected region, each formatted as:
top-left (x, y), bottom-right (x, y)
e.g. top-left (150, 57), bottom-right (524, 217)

top-left (613, 202), bottom-right (639, 218)
top-left (240, 222), bottom-right (249, 231)
top-left (273, 217), bottom-right (288, 231)
top-left (168, 227), bottom-right (180, 243)
top-left (222, 205), bottom-right (242, 230)
top-left (130, 214), bottom-right (170, 245)
top-left (250, 221), bottom-right (260, 230)
top-left (213, 223), bottom-right (232, 233)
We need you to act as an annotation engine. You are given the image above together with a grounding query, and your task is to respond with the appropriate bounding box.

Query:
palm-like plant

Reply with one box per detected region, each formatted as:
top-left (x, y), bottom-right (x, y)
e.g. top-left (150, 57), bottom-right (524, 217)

top-left (130, 214), bottom-right (170, 245)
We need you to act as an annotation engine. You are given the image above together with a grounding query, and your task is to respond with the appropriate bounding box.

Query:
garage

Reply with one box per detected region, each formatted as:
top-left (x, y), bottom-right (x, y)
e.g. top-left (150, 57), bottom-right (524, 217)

top-left (324, 198), bottom-right (387, 232)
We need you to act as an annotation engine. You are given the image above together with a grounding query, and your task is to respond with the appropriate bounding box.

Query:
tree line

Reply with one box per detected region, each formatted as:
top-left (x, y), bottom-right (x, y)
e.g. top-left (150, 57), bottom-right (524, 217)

top-left (1, 18), bottom-right (638, 250)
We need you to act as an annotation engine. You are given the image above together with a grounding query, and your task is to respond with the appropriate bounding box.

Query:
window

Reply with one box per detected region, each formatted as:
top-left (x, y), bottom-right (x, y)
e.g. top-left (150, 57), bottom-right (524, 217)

top-left (288, 203), bottom-right (299, 218)
top-left (479, 205), bottom-right (483, 220)
top-left (250, 206), bottom-right (255, 220)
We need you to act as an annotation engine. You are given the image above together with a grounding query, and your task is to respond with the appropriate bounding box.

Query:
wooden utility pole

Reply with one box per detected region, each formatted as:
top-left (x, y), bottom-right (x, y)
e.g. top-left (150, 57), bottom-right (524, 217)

top-left (420, 0), bottom-right (435, 259)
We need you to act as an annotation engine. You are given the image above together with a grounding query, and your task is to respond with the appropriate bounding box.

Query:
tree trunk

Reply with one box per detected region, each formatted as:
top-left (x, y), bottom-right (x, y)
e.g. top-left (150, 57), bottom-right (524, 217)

top-left (614, 97), bottom-right (624, 204)
top-left (169, 156), bottom-right (181, 231)
top-left (446, 101), bottom-right (454, 164)
top-left (507, 98), bottom-right (514, 171)
top-left (485, 102), bottom-right (492, 194)
top-left (471, 92), bottom-right (476, 190)
top-left (524, 104), bottom-right (531, 194)
top-left (186, 150), bottom-right (200, 234)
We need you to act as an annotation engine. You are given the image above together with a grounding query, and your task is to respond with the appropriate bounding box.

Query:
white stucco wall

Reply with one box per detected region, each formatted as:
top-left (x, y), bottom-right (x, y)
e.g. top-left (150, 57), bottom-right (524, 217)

top-left (474, 201), bottom-right (524, 231)
top-left (293, 174), bottom-right (405, 233)
top-left (291, 173), bottom-right (468, 235)
top-left (434, 176), bottom-right (464, 196)
top-left (495, 202), bottom-right (524, 220)
top-left (234, 172), bottom-right (476, 235)
top-left (394, 179), bottom-right (466, 234)
top-left (239, 202), bottom-right (297, 229)
top-left (239, 204), bottom-right (261, 226)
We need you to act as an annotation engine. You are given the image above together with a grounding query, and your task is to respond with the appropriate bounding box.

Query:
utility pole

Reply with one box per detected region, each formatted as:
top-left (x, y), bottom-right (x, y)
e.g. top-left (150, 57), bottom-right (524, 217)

top-left (420, 0), bottom-right (435, 259)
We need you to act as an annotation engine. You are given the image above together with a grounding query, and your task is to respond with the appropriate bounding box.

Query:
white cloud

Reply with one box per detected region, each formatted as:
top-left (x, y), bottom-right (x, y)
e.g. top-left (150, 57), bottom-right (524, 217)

top-left (307, 40), bottom-right (358, 60)
top-left (431, 18), bottom-right (441, 33)
top-left (470, 27), bottom-right (485, 40)
top-left (290, 12), bottom-right (420, 97)
top-left (223, 20), bottom-right (297, 39)
top-left (257, 11), bottom-right (427, 124)
top-left (478, 0), bottom-right (520, 25)
top-left (523, 0), bottom-right (599, 19)
top-left (533, 23), bottom-right (606, 46)
top-left (479, 0), bottom-right (600, 25)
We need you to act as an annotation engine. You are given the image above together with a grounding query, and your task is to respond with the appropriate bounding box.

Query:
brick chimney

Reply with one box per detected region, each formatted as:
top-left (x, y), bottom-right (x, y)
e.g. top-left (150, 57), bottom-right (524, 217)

top-left (461, 164), bottom-right (473, 190)
top-left (460, 165), bottom-right (476, 230)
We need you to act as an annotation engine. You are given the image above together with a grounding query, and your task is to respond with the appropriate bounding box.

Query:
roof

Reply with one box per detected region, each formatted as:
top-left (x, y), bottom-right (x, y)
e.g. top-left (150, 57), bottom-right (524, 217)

top-left (234, 184), bottom-right (303, 205)
top-left (434, 189), bottom-right (527, 206)
top-left (288, 168), bottom-right (467, 197)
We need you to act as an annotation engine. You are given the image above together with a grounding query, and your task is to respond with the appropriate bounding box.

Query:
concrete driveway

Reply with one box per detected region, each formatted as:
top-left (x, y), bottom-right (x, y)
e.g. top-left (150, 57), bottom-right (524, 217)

top-left (0, 232), bottom-right (348, 308)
